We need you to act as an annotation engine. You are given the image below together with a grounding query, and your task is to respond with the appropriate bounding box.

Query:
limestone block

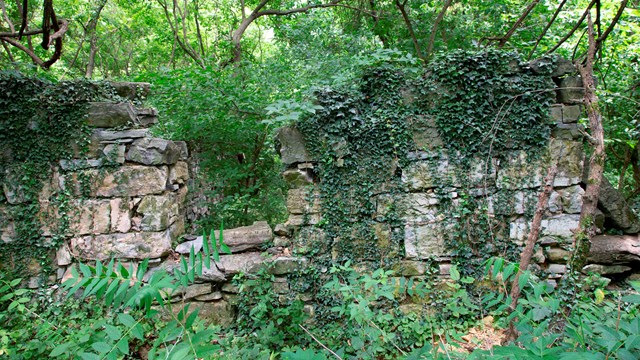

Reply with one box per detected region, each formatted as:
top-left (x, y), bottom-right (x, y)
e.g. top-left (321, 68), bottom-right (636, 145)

top-left (175, 221), bottom-right (272, 254)
top-left (287, 188), bottom-right (321, 215)
top-left (588, 234), bottom-right (640, 265)
top-left (547, 191), bottom-right (562, 213)
top-left (175, 300), bottom-right (235, 327)
top-left (557, 76), bottom-right (584, 104)
top-left (596, 177), bottom-right (640, 233)
top-left (401, 193), bottom-right (440, 222)
top-left (274, 223), bottom-right (291, 237)
top-left (69, 199), bottom-right (111, 235)
top-left (197, 265), bottom-right (226, 282)
top-left (550, 138), bottom-right (583, 187)
top-left (135, 108), bottom-right (158, 127)
top-left (283, 169), bottom-right (314, 188)
top-left (401, 156), bottom-right (458, 191)
top-left (552, 123), bottom-right (585, 141)
top-left (582, 264), bottom-right (632, 275)
top-left (169, 161), bottom-right (189, 185)
top-left (93, 129), bottom-right (149, 142)
top-left (409, 115), bottom-right (442, 150)
top-left (195, 291), bottom-right (223, 301)
top-left (404, 223), bottom-right (447, 259)
top-left (558, 185), bottom-right (584, 214)
top-left (70, 230), bottom-right (173, 260)
top-left (269, 256), bottom-right (308, 275)
top-left (550, 104), bottom-right (581, 124)
top-left (67, 165), bottom-right (168, 198)
top-left (215, 252), bottom-right (265, 275)
top-left (102, 144), bottom-right (126, 164)
top-left (109, 82), bottom-right (151, 100)
top-left (546, 248), bottom-right (571, 263)
top-left (510, 214), bottom-right (580, 242)
top-left (276, 127), bottom-right (312, 165)
top-left (286, 214), bottom-right (322, 227)
top-left (497, 151), bottom-right (544, 190)
top-left (56, 244), bottom-right (72, 266)
top-left (86, 102), bottom-right (136, 128)
top-left (394, 260), bottom-right (427, 276)
top-left (136, 194), bottom-right (178, 232)
top-left (127, 138), bottom-right (181, 165)
top-left (466, 157), bottom-right (498, 186)
top-left (110, 198), bottom-right (131, 233)
top-left (59, 159), bottom-right (104, 170)
top-left (548, 264), bottom-right (567, 275)
top-left (184, 283), bottom-right (212, 300)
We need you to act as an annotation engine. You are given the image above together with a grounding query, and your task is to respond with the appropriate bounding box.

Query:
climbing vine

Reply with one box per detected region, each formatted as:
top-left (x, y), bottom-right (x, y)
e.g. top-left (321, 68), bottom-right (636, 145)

top-left (0, 71), bottom-right (116, 278)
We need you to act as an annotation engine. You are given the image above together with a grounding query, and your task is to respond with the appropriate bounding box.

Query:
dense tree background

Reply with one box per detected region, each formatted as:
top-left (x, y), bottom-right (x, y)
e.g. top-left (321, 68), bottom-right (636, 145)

top-left (1, 0), bottom-right (639, 228)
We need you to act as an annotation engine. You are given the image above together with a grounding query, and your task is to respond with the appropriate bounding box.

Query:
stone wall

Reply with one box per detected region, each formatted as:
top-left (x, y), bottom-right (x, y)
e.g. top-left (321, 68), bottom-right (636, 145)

top-left (0, 82), bottom-right (190, 286)
top-left (273, 58), bottom-right (640, 294)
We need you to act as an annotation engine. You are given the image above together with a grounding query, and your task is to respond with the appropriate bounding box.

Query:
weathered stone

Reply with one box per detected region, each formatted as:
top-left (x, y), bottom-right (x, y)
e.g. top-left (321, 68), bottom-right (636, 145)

top-left (286, 214), bottom-right (322, 227)
top-left (283, 169), bottom-right (314, 188)
top-left (588, 234), bottom-right (640, 265)
top-left (59, 159), bottom-right (103, 170)
top-left (174, 141), bottom-right (189, 160)
top-left (559, 185), bottom-right (584, 214)
top-left (402, 193), bottom-right (440, 222)
top-left (177, 221), bottom-right (272, 254)
top-left (273, 278), bottom-right (289, 294)
top-left (127, 138), bottom-right (181, 165)
top-left (394, 260), bottom-right (426, 276)
top-left (557, 76), bottom-right (584, 104)
top-left (135, 108), bottom-right (158, 127)
top-left (67, 166), bottom-right (168, 198)
top-left (548, 191), bottom-right (562, 213)
top-left (497, 151), bottom-right (543, 189)
top-left (102, 144), bottom-right (126, 164)
top-left (552, 123), bottom-right (585, 140)
top-left (439, 263), bottom-right (451, 276)
top-left (215, 252), bottom-right (265, 275)
top-left (169, 161), bottom-right (189, 185)
top-left (410, 115), bottom-right (442, 150)
top-left (533, 247), bottom-right (546, 264)
top-left (184, 283), bottom-right (212, 300)
top-left (174, 300), bottom-right (235, 327)
top-left (222, 282), bottom-right (239, 293)
top-left (56, 244), bottom-right (72, 266)
top-left (195, 291), bottom-right (223, 301)
top-left (595, 176), bottom-right (640, 233)
top-left (93, 129), bottom-right (149, 142)
top-left (69, 199), bottom-right (111, 235)
top-left (269, 256), bottom-right (307, 275)
top-left (546, 248), bottom-right (571, 263)
top-left (582, 264), bottom-right (632, 275)
top-left (274, 223), bottom-right (291, 237)
top-left (276, 127), bottom-right (312, 165)
top-left (70, 230), bottom-right (173, 260)
top-left (287, 188), bottom-right (321, 215)
top-left (548, 264), bottom-right (567, 275)
top-left (467, 157), bottom-right (498, 186)
top-left (136, 194), bottom-right (178, 232)
top-left (552, 57), bottom-right (576, 77)
top-left (87, 102), bottom-right (136, 128)
top-left (510, 214), bottom-right (580, 242)
top-left (0, 207), bottom-right (15, 243)
top-left (402, 156), bottom-right (458, 190)
top-left (550, 104), bottom-right (581, 124)
top-left (109, 81), bottom-right (151, 100)
top-left (110, 198), bottom-right (131, 233)
top-left (197, 265), bottom-right (226, 282)
top-left (2, 168), bottom-right (26, 204)
top-left (405, 222), bottom-right (447, 259)
top-left (273, 236), bottom-right (291, 247)
top-left (550, 138), bottom-right (584, 187)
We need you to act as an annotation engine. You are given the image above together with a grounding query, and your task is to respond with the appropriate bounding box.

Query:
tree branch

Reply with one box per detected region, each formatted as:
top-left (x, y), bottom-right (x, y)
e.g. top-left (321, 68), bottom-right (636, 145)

top-left (498, 0), bottom-right (540, 48)
top-left (527, 0), bottom-right (567, 59)
top-left (0, 36), bottom-right (44, 66)
top-left (394, 0), bottom-right (424, 60)
top-left (595, 0), bottom-right (628, 50)
top-left (426, 0), bottom-right (453, 58)
top-left (546, 0), bottom-right (596, 54)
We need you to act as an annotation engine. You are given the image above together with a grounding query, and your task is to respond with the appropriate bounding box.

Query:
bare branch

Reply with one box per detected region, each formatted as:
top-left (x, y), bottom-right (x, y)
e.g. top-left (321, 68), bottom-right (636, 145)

top-left (394, 0), bottom-right (424, 60)
top-left (426, 0), bottom-right (453, 58)
top-left (528, 0), bottom-right (567, 59)
top-left (546, 0), bottom-right (596, 55)
top-left (595, 0), bottom-right (628, 50)
top-left (498, 0), bottom-right (540, 48)
top-left (0, 36), bottom-right (44, 66)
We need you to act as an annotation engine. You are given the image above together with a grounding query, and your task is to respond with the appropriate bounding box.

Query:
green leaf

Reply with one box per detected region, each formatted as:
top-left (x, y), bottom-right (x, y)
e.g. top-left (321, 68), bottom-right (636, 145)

top-left (104, 324), bottom-right (122, 340)
top-left (49, 343), bottom-right (72, 357)
top-left (79, 352), bottom-right (101, 360)
top-left (450, 265), bottom-right (460, 281)
top-left (91, 341), bottom-right (112, 353)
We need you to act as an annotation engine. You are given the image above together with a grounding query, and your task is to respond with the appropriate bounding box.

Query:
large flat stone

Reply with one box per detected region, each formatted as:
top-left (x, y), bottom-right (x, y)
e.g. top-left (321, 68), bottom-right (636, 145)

top-left (401, 155), bottom-right (458, 190)
top-left (127, 138), bottom-right (181, 165)
top-left (93, 129), bottom-right (149, 141)
top-left (276, 127), bottom-right (312, 165)
top-left (215, 252), bottom-right (266, 274)
top-left (175, 221), bottom-right (273, 254)
top-left (287, 188), bottom-right (321, 215)
top-left (87, 102), bottom-right (136, 128)
top-left (63, 165), bottom-right (168, 198)
top-left (136, 194), bottom-right (178, 232)
top-left (509, 214), bottom-right (580, 242)
top-left (70, 230), bottom-right (173, 260)
top-left (404, 222), bottom-right (447, 259)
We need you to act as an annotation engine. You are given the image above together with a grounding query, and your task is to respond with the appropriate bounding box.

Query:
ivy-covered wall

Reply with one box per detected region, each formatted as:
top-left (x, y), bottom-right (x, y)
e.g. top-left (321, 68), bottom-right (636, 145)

top-left (275, 50), bottom-right (588, 294)
top-left (0, 75), bottom-right (189, 287)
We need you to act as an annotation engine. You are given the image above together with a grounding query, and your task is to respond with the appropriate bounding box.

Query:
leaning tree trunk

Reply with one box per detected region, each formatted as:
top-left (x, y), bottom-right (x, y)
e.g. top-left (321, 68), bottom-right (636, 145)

top-left (570, 14), bottom-right (606, 272)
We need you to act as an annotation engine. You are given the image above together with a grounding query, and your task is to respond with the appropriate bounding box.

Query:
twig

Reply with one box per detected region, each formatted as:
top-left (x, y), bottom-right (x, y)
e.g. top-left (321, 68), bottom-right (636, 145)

top-left (298, 324), bottom-right (344, 360)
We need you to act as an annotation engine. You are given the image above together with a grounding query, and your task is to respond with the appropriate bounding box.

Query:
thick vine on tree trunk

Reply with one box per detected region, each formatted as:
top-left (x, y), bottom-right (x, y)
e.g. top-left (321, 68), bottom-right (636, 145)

top-left (570, 14), bottom-right (606, 272)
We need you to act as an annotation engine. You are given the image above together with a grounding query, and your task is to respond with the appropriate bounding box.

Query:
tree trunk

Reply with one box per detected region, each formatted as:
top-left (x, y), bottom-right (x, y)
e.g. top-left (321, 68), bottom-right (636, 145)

top-left (570, 14), bottom-right (606, 272)
top-left (85, 0), bottom-right (107, 78)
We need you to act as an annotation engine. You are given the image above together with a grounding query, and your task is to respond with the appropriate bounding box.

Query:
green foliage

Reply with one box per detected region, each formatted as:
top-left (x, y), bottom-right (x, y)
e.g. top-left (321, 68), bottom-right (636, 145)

top-left (0, 71), bottom-right (117, 278)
